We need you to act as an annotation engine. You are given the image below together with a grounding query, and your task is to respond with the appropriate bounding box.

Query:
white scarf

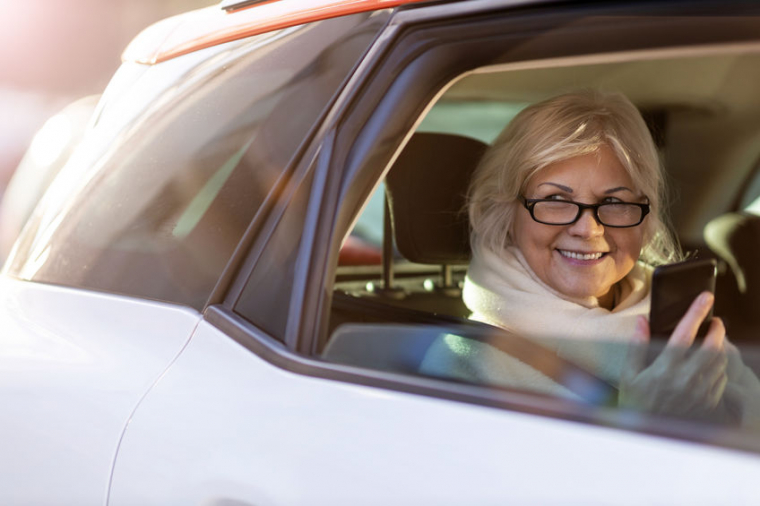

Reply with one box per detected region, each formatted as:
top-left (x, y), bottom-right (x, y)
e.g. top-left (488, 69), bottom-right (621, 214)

top-left (462, 246), bottom-right (652, 384)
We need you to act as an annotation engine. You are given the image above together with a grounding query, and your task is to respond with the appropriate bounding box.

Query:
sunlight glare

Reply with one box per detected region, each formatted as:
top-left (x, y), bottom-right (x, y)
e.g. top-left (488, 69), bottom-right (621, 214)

top-left (29, 113), bottom-right (73, 167)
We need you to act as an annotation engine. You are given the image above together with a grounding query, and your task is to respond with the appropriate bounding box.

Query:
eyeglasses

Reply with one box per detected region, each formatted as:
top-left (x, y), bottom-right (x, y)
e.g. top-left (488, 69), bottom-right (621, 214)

top-left (520, 197), bottom-right (650, 228)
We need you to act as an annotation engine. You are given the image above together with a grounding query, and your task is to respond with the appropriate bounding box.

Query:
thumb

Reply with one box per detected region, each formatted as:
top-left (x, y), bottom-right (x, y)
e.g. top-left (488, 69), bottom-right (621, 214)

top-left (623, 316), bottom-right (650, 381)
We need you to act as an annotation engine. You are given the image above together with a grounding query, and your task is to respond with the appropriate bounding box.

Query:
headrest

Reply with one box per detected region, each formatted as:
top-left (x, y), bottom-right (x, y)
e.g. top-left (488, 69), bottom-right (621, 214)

top-left (704, 211), bottom-right (760, 293)
top-left (385, 132), bottom-right (488, 265)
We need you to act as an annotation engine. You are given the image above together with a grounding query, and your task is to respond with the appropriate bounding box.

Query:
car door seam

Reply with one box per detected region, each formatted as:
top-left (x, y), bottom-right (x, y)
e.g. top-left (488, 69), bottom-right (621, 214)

top-left (103, 315), bottom-right (203, 506)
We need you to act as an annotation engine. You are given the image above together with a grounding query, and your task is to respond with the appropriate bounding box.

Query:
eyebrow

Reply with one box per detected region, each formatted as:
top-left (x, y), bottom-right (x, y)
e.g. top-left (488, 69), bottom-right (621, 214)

top-left (536, 183), bottom-right (635, 195)
top-left (537, 182), bottom-right (573, 193)
top-left (604, 186), bottom-right (635, 195)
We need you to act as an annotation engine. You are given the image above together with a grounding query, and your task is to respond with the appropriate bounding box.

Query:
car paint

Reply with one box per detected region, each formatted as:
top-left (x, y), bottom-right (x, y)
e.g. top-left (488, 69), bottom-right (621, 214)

top-left (0, 278), bottom-right (200, 504)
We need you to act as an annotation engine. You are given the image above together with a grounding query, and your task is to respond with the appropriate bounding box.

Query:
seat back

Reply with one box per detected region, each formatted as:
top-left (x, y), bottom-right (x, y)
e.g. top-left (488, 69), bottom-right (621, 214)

top-left (385, 132), bottom-right (488, 265)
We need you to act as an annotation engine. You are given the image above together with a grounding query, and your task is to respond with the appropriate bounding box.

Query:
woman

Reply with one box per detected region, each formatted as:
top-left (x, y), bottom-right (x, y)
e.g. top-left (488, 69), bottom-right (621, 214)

top-left (421, 90), bottom-right (759, 422)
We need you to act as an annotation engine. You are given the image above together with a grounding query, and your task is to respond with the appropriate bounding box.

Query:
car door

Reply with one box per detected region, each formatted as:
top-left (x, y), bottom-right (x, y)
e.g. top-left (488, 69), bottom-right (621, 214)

top-left (108, 1), bottom-right (760, 504)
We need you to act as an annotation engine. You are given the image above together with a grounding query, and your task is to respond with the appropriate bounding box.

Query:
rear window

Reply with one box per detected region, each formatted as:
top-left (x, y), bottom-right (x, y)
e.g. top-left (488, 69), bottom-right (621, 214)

top-left (7, 12), bottom-right (388, 309)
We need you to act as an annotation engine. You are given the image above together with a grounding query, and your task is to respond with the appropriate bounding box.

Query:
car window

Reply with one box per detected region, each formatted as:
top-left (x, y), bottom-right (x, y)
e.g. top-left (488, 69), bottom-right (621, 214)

top-left (7, 12), bottom-right (389, 311)
top-left (322, 29), bottom-right (760, 443)
top-left (234, 169), bottom-right (315, 342)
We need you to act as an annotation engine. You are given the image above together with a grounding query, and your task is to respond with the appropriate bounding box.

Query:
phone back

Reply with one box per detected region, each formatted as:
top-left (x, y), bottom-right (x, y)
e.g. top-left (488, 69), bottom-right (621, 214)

top-left (649, 258), bottom-right (717, 338)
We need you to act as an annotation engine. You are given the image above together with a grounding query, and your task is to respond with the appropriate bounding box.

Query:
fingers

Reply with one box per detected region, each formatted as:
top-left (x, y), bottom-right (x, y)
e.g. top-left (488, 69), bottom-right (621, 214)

top-left (692, 358), bottom-right (728, 410)
top-left (666, 291), bottom-right (715, 350)
top-left (682, 341), bottom-right (728, 410)
top-left (701, 316), bottom-right (726, 352)
top-left (633, 314), bottom-right (650, 343)
top-left (622, 316), bottom-right (651, 382)
top-left (626, 295), bottom-right (728, 418)
top-left (707, 370), bottom-right (729, 409)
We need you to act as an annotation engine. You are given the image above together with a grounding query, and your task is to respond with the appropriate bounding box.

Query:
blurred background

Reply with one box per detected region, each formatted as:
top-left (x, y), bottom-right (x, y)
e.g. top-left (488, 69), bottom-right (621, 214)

top-left (0, 0), bottom-right (217, 259)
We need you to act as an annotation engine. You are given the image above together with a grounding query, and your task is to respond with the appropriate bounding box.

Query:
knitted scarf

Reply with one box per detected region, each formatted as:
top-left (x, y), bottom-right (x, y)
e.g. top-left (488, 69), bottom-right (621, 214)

top-left (461, 246), bottom-right (652, 385)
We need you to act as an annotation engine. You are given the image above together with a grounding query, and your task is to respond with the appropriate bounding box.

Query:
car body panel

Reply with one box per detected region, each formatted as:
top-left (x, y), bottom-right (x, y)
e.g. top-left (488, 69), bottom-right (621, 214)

top-left (0, 278), bottom-right (200, 504)
top-left (109, 320), bottom-right (760, 505)
top-left (122, 0), bottom-right (429, 65)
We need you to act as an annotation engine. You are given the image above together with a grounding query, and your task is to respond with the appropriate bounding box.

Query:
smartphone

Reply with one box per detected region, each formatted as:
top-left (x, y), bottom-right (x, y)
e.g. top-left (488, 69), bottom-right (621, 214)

top-left (649, 258), bottom-right (717, 339)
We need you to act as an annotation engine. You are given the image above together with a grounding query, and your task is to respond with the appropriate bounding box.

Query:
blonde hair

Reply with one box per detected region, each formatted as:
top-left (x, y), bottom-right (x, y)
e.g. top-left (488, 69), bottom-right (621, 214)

top-left (468, 89), bottom-right (679, 265)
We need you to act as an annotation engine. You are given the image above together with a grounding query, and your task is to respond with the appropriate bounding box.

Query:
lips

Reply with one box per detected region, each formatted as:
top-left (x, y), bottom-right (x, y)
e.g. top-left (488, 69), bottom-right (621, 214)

top-left (557, 249), bottom-right (606, 261)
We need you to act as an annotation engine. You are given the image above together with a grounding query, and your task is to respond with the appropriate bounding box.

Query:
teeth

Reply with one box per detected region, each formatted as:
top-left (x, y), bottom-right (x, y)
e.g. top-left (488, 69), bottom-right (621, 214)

top-left (559, 250), bottom-right (604, 260)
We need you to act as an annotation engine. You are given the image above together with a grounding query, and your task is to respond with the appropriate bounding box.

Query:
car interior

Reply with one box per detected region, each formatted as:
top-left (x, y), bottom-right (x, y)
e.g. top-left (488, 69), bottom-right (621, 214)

top-left (322, 45), bottom-right (760, 392)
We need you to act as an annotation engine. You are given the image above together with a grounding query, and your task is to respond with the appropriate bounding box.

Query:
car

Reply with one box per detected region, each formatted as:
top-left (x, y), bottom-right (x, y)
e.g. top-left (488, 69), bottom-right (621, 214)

top-left (3, 0), bottom-right (760, 504)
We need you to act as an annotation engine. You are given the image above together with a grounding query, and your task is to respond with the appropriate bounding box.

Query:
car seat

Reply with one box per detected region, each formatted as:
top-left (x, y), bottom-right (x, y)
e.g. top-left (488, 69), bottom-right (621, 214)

top-left (327, 132), bottom-right (487, 340)
top-left (385, 132), bottom-right (487, 266)
top-left (382, 132), bottom-right (488, 308)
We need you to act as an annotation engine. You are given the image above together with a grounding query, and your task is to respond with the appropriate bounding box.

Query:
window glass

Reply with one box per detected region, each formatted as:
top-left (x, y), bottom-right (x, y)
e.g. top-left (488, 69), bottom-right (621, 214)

top-left (7, 12), bottom-right (388, 310)
top-left (741, 161), bottom-right (760, 213)
top-left (235, 170), bottom-right (314, 341)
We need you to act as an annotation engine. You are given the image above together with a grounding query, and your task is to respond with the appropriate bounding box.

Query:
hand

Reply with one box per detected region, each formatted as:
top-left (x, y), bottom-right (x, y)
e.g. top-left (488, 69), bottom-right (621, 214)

top-left (619, 291), bottom-right (728, 418)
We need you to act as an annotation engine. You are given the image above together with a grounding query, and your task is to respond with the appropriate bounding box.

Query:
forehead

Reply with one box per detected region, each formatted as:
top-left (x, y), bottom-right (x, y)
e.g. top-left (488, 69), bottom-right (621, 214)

top-left (525, 146), bottom-right (635, 192)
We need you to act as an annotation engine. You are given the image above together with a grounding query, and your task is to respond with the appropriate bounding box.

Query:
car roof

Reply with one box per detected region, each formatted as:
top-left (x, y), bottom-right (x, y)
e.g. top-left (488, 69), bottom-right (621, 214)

top-left (122, 0), bottom-right (432, 65)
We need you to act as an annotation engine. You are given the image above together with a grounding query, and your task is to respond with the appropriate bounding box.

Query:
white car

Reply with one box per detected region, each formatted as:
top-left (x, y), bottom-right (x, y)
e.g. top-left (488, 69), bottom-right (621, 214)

top-left (3, 0), bottom-right (760, 504)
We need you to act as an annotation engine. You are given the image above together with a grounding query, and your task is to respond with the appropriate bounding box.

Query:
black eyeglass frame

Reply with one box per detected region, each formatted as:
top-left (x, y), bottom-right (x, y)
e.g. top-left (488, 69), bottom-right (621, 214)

top-left (520, 197), bottom-right (650, 228)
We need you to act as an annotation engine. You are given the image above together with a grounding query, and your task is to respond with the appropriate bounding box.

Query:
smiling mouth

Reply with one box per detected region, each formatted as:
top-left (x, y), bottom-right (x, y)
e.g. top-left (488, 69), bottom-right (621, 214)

top-left (557, 249), bottom-right (606, 261)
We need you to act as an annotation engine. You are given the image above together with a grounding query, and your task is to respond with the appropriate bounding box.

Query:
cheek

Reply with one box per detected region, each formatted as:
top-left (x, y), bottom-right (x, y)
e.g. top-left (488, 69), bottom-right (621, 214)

top-left (513, 212), bottom-right (558, 260)
top-left (610, 228), bottom-right (645, 262)
top-left (512, 211), bottom-right (542, 250)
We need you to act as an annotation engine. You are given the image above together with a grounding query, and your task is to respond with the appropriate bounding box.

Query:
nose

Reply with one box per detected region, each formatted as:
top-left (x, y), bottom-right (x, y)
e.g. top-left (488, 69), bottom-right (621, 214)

top-left (567, 208), bottom-right (604, 238)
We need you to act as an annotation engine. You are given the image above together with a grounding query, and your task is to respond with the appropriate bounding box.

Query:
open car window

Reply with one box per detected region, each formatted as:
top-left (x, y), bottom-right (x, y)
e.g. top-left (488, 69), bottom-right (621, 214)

top-left (322, 40), bottom-right (760, 442)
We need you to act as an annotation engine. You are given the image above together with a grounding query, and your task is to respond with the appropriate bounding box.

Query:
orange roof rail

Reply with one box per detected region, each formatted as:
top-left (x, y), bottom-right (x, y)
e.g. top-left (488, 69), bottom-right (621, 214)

top-left (123, 0), bottom-right (430, 65)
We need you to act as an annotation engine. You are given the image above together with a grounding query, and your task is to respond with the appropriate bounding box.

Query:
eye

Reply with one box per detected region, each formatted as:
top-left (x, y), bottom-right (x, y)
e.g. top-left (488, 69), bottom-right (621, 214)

top-left (546, 194), bottom-right (570, 201)
top-left (601, 196), bottom-right (624, 204)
